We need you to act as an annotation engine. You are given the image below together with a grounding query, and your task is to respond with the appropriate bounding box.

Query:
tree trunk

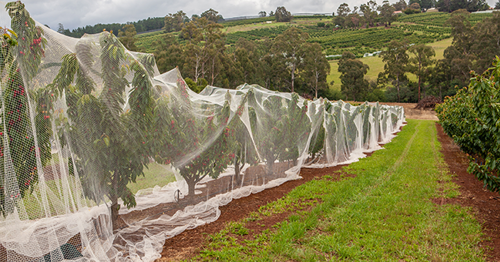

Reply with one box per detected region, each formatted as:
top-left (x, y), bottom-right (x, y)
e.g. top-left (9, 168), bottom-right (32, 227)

top-left (266, 153), bottom-right (275, 176)
top-left (234, 157), bottom-right (242, 186)
top-left (211, 58), bottom-right (215, 85)
top-left (111, 196), bottom-right (120, 231)
top-left (315, 71), bottom-right (319, 99)
top-left (111, 171), bottom-right (119, 231)
top-left (396, 75), bottom-right (401, 102)
top-left (291, 57), bottom-right (296, 93)
top-left (194, 55), bottom-right (200, 82)
top-left (418, 76), bottom-right (421, 102)
top-left (187, 178), bottom-right (196, 201)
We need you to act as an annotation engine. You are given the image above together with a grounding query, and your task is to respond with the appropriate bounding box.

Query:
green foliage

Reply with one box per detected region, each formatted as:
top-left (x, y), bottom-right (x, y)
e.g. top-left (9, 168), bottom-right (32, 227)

top-left (201, 8), bottom-right (224, 23)
top-left (225, 25), bottom-right (289, 45)
top-left (275, 6), bottom-right (292, 22)
top-left (1, 2), bottom-right (52, 216)
top-left (61, 17), bottom-right (164, 38)
top-left (118, 24), bottom-right (137, 51)
top-left (378, 39), bottom-right (410, 102)
top-left (436, 11), bottom-right (500, 90)
top-left (48, 32), bottom-right (155, 230)
top-left (301, 42), bottom-right (330, 98)
top-left (436, 0), bottom-right (489, 12)
top-left (185, 77), bottom-right (207, 93)
top-left (436, 56), bottom-right (500, 194)
top-left (220, 17), bottom-right (275, 27)
top-left (338, 52), bottom-right (370, 101)
top-left (271, 27), bottom-right (309, 92)
top-left (152, 79), bottom-right (234, 198)
top-left (249, 92), bottom-right (310, 174)
top-left (408, 44), bottom-right (436, 101)
top-left (164, 11), bottom-right (187, 33)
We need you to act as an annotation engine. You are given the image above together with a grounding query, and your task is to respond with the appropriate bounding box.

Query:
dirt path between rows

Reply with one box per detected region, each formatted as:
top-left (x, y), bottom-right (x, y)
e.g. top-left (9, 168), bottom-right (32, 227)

top-left (156, 123), bottom-right (500, 261)
top-left (436, 123), bottom-right (500, 261)
top-left (156, 161), bottom-right (353, 261)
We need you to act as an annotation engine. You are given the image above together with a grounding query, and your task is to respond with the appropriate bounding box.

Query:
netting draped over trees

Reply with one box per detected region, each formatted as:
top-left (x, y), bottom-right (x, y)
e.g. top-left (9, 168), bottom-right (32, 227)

top-left (0, 3), bottom-right (405, 261)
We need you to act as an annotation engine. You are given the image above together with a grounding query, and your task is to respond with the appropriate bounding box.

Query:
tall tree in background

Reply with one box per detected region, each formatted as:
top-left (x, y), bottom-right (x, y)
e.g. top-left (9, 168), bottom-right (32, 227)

top-left (408, 44), bottom-right (435, 101)
top-left (338, 52), bottom-right (370, 101)
top-left (379, 0), bottom-right (397, 27)
top-left (437, 0), bottom-right (489, 12)
top-left (272, 27), bottom-right (309, 93)
top-left (118, 24), bottom-right (137, 51)
top-left (471, 12), bottom-right (500, 73)
top-left (57, 23), bottom-right (65, 33)
top-left (152, 34), bottom-right (184, 73)
top-left (301, 43), bottom-right (330, 98)
top-left (335, 3), bottom-right (351, 28)
top-left (259, 11), bottom-right (267, 17)
top-left (260, 38), bottom-right (288, 90)
top-left (360, 0), bottom-right (378, 27)
top-left (442, 9), bottom-right (474, 84)
top-left (201, 8), bottom-right (223, 23)
top-left (275, 6), bottom-right (292, 22)
top-left (164, 11), bottom-right (187, 32)
top-left (204, 22), bottom-right (227, 85)
top-left (231, 38), bottom-right (258, 84)
top-left (393, 0), bottom-right (408, 10)
top-left (346, 13), bottom-right (362, 28)
top-left (496, 0), bottom-right (500, 8)
top-left (379, 40), bottom-right (409, 102)
top-left (420, 0), bottom-right (434, 9)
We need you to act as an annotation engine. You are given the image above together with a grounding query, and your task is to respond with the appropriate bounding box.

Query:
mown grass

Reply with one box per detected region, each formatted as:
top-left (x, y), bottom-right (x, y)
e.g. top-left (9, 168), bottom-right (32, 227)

top-left (191, 119), bottom-right (485, 261)
top-left (127, 162), bottom-right (176, 194)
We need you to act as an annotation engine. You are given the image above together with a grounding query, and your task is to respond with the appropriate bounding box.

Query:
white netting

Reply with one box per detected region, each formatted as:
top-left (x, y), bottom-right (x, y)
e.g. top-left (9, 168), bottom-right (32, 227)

top-left (0, 3), bottom-right (405, 261)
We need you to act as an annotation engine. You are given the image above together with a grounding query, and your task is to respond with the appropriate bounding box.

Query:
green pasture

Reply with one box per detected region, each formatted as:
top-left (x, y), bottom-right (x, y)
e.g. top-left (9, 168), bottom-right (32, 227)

top-left (328, 37), bottom-right (453, 92)
top-left (20, 159), bottom-right (175, 220)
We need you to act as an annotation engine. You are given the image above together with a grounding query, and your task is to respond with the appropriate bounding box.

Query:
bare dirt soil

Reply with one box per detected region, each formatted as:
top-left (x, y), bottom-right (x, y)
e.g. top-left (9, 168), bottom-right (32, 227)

top-left (155, 162), bottom-right (355, 261)
top-left (381, 102), bottom-right (438, 120)
top-left (435, 123), bottom-right (500, 261)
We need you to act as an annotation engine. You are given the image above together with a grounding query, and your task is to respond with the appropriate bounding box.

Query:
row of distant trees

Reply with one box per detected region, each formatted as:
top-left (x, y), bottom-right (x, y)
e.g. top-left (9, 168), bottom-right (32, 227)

top-left (56, 17), bottom-right (164, 38)
top-left (338, 10), bottom-right (500, 103)
top-left (331, 0), bottom-right (495, 30)
top-left (56, 6), bottom-right (292, 38)
top-left (154, 18), bottom-right (330, 98)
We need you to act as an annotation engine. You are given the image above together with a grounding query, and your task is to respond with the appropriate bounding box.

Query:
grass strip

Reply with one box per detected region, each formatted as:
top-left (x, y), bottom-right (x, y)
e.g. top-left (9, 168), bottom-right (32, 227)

top-left (191, 119), bottom-right (484, 261)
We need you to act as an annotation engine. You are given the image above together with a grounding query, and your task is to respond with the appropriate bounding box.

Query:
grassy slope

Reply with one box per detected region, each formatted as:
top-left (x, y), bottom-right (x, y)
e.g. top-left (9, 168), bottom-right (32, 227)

top-left (194, 120), bottom-right (485, 261)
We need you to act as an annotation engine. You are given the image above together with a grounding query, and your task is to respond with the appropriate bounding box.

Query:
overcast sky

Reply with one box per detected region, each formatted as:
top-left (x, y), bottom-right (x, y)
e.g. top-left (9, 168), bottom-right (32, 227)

top-left (0, 0), bottom-right (498, 31)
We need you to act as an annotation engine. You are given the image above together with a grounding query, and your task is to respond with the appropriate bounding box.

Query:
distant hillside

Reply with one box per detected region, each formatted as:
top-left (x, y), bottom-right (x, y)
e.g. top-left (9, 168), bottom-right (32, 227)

top-left (136, 12), bottom-right (493, 56)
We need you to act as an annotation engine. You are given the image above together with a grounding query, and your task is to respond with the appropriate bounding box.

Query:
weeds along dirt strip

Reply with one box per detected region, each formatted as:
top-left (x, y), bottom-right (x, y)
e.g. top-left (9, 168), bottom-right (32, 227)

top-left (157, 120), bottom-right (489, 261)
top-left (436, 123), bottom-right (500, 261)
